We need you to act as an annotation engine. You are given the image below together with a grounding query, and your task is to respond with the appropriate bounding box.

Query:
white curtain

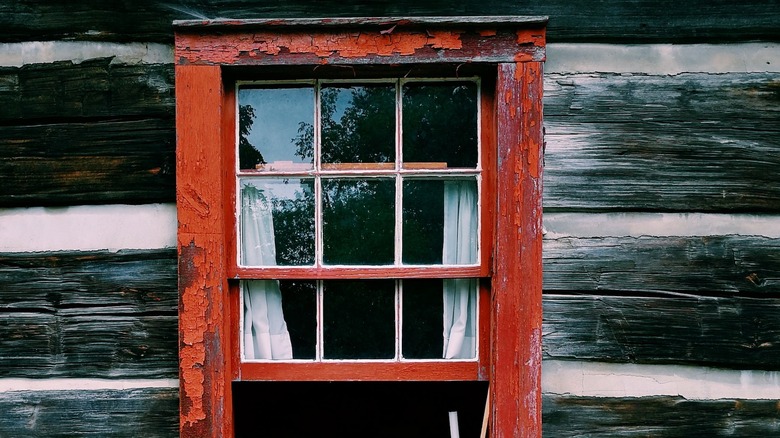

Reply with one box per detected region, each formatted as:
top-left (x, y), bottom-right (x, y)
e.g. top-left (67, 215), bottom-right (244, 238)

top-left (241, 185), bottom-right (293, 360)
top-left (442, 181), bottom-right (478, 359)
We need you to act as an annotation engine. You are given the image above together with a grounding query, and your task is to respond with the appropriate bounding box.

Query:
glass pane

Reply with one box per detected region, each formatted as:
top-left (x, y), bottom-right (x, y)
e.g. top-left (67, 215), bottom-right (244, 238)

top-left (321, 84), bottom-right (395, 167)
top-left (323, 280), bottom-right (395, 359)
top-left (322, 178), bottom-right (395, 265)
top-left (402, 82), bottom-right (478, 168)
top-left (238, 86), bottom-right (314, 171)
top-left (279, 280), bottom-right (317, 359)
top-left (402, 180), bottom-right (444, 265)
top-left (242, 280), bottom-right (316, 360)
top-left (403, 178), bottom-right (478, 265)
top-left (240, 179), bottom-right (315, 266)
top-left (402, 279), bottom-right (444, 359)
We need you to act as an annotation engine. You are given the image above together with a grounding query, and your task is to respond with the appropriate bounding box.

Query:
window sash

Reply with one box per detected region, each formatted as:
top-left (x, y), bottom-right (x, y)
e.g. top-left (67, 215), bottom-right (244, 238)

top-left (234, 78), bottom-right (485, 273)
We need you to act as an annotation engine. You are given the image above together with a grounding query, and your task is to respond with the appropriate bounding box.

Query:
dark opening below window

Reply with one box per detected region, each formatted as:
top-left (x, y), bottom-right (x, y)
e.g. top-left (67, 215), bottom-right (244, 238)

top-left (233, 381), bottom-right (489, 438)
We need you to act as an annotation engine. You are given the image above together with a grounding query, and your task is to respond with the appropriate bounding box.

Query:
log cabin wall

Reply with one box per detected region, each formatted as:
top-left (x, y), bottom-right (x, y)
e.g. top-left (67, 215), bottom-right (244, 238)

top-left (0, 1), bottom-right (778, 436)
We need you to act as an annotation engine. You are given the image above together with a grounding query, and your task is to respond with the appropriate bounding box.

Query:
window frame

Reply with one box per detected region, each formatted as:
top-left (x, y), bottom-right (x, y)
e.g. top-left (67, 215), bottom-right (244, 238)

top-left (175, 16), bottom-right (546, 438)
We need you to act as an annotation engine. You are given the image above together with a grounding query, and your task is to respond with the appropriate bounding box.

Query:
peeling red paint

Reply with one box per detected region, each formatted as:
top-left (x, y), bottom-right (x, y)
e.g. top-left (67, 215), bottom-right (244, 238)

top-left (176, 20), bottom-right (545, 438)
top-left (179, 240), bottom-right (208, 427)
top-left (177, 30), bottom-right (464, 64)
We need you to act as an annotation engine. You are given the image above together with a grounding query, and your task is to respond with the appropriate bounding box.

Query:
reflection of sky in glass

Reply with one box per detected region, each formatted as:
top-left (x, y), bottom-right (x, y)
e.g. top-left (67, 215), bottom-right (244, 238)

top-left (239, 87), bottom-right (314, 164)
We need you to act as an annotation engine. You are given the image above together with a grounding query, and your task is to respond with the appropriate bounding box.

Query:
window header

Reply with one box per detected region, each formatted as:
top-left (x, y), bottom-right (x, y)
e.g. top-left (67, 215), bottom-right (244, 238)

top-left (174, 16), bottom-right (547, 66)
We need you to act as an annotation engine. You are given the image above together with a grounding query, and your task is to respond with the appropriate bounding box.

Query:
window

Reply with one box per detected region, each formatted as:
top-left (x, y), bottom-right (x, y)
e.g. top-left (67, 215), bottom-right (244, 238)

top-left (175, 17), bottom-right (546, 438)
top-left (237, 79), bottom-right (483, 365)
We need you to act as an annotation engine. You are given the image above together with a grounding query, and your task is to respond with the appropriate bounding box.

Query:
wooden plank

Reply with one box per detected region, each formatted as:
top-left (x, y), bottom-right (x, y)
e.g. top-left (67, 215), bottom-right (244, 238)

top-left (0, 250), bottom-right (178, 378)
top-left (544, 73), bottom-right (780, 212)
top-left (0, 234), bottom-right (778, 375)
top-left (175, 27), bottom-right (546, 66)
top-left (543, 235), bottom-right (780, 296)
top-left (542, 396), bottom-right (780, 437)
top-left (0, 58), bottom-right (174, 121)
top-left (543, 294), bottom-right (780, 369)
top-left (176, 64), bottom-right (231, 438)
top-left (0, 388), bottom-right (178, 437)
top-left (0, 119), bottom-right (175, 207)
top-left (493, 62), bottom-right (544, 437)
top-left (0, 0), bottom-right (777, 43)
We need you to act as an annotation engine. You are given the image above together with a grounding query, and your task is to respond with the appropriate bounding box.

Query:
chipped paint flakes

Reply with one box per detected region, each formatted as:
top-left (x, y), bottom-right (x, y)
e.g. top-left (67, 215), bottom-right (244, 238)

top-left (178, 30), bottom-right (464, 63)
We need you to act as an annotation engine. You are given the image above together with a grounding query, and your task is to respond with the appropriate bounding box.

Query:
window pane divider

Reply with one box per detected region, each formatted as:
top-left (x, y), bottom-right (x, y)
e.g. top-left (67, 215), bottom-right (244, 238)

top-left (229, 265), bottom-right (486, 280)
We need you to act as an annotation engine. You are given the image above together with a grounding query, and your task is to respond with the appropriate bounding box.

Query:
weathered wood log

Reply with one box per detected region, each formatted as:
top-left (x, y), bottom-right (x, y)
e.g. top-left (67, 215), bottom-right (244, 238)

top-left (544, 73), bottom-right (780, 213)
top-left (2, 65), bottom-right (778, 210)
top-left (0, 388), bottom-right (178, 437)
top-left (0, 250), bottom-right (178, 378)
top-left (1, 236), bottom-right (779, 376)
top-left (0, 58), bottom-right (174, 121)
top-left (543, 294), bottom-right (780, 369)
top-left (542, 396), bottom-right (780, 437)
top-left (0, 119), bottom-right (175, 207)
top-left (543, 235), bottom-right (780, 297)
top-left (0, 0), bottom-right (778, 43)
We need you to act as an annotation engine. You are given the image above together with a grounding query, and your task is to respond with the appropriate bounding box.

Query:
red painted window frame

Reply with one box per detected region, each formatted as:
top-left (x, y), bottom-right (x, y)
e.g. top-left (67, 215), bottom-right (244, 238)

top-left (175, 17), bottom-right (546, 438)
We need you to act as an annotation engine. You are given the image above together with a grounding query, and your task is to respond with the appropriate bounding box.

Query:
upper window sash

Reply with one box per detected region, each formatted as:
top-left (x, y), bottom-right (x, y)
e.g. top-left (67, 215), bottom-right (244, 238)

top-left (234, 78), bottom-right (485, 274)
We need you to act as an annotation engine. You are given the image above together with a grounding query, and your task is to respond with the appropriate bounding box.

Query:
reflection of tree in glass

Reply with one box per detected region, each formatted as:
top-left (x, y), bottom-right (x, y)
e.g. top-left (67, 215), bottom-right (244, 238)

top-left (403, 83), bottom-right (478, 168)
top-left (322, 179), bottom-right (394, 265)
top-left (294, 85), bottom-right (394, 163)
top-left (239, 104), bottom-right (266, 169)
top-left (271, 179), bottom-right (315, 266)
top-left (403, 180), bottom-right (445, 264)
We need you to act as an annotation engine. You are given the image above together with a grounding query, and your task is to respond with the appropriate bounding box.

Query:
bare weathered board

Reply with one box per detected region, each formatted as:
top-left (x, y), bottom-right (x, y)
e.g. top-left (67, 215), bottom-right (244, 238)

top-left (543, 294), bottom-right (780, 369)
top-left (2, 64), bottom-right (778, 210)
top-left (1, 0), bottom-right (778, 43)
top-left (0, 59), bottom-right (176, 206)
top-left (0, 119), bottom-right (175, 206)
top-left (542, 396), bottom-right (780, 437)
top-left (0, 250), bottom-right (178, 378)
top-left (544, 73), bottom-right (780, 213)
top-left (0, 59), bottom-right (174, 121)
top-left (0, 388), bottom-right (179, 437)
top-left (2, 235), bottom-right (778, 377)
top-left (543, 235), bottom-right (780, 297)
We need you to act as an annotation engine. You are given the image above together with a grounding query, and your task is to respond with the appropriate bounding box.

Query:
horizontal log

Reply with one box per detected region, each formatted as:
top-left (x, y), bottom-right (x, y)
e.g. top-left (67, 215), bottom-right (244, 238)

top-left (0, 58), bottom-right (174, 122)
top-left (543, 235), bottom-right (780, 296)
top-left (1, 63), bottom-right (776, 212)
top-left (544, 73), bottom-right (780, 212)
top-left (2, 234), bottom-right (779, 377)
top-left (0, 250), bottom-right (178, 310)
top-left (543, 294), bottom-right (780, 369)
top-left (0, 250), bottom-right (178, 378)
top-left (542, 396), bottom-right (780, 437)
top-left (0, 388), bottom-right (178, 437)
top-left (0, 119), bottom-right (175, 207)
top-left (0, 1), bottom-right (778, 43)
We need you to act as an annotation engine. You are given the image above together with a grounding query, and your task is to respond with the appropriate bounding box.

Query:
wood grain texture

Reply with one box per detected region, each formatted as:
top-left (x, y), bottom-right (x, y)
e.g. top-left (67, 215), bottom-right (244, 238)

top-left (0, 233), bottom-right (778, 377)
top-left (542, 396), bottom-right (780, 437)
top-left (0, 250), bottom-right (178, 378)
top-left (543, 294), bottom-right (780, 369)
top-left (544, 73), bottom-right (780, 213)
top-left (0, 59), bottom-right (175, 207)
top-left (0, 119), bottom-right (174, 207)
top-left (543, 235), bottom-right (780, 297)
top-left (0, 388), bottom-right (178, 438)
top-left (0, 58), bottom-right (174, 121)
top-left (1, 0), bottom-right (778, 43)
top-left (2, 66), bottom-right (777, 211)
